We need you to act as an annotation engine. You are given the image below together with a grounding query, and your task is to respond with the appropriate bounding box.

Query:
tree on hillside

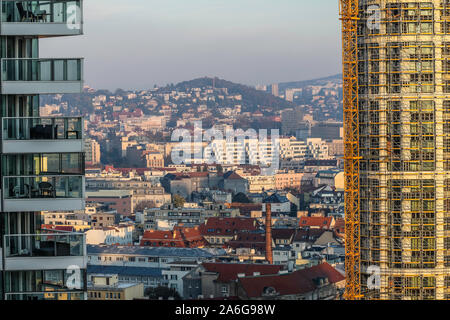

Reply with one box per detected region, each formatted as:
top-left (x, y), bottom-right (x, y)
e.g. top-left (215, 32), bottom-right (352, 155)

top-left (135, 201), bottom-right (157, 212)
top-left (173, 195), bottom-right (186, 208)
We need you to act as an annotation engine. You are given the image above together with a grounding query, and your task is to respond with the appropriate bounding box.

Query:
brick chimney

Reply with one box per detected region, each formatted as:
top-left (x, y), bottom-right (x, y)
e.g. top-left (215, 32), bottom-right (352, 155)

top-left (265, 203), bottom-right (273, 264)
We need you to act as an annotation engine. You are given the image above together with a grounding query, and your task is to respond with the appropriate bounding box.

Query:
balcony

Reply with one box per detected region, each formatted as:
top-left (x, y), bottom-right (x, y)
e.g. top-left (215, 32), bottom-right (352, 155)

top-left (2, 116), bottom-right (83, 153)
top-left (1, 58), bottom-right (83, 94)
top-left (0, 0), bottom-right (83, 36)
top-left (3, 175), bottom-right (85, 211)
top-left (3, 231), bottom-right (86, 271)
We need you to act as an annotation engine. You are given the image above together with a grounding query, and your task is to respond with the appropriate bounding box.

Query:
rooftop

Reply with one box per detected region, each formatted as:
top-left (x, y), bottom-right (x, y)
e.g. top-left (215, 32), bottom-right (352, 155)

top-left (87, 265), bottom-right (163, 278)
top-left (86, 190), bottom-right (132, 198)
top-left (299, 217), bottom-right (334, 229)
top-left (272, 228), bottom-right (296, 240)
top-left (263, 193), bottom-right (289, 204)
top-left (293, 228), bottom-right (327, 242)
top-left (140, 227), bottom-right (208, 248)
top-left (87, 244), bottom-right (225, 257)
top-left (202, 262), bottom-right (282, 283)
top-left (223, 171), bottom-right (245, 180)
top-left (200, 217), bottom-right (260, 236)
top-left (87, 282), bottom-right (140, 290)
top-left (238, 263), bottom-right (345, 298)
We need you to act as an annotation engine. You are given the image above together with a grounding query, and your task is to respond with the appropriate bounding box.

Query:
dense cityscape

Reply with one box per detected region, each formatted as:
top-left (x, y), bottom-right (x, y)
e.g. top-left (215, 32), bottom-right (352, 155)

top-left (4, 0), bottom-right (450, 308)
top-left (38, 74), bottom-right (346, 300)
top-left (0, 0), bottom-right (349, 303)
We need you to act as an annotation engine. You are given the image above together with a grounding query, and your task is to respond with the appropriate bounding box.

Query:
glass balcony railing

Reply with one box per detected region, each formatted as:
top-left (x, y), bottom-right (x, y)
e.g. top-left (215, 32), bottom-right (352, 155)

top-left (1, 0), bottom-right (82, 26)
top-left (1, 58), bottom-right (82, 82)
top-left (4, 268), bottom-right (86, 295)
top-left (4, 175), bottom-right (83, 199)
top-left (3, 153), bottom-right (85, 176)
top-left (4, 232), bottom-right (84, 257)
top-left (2, 117), bottom-right (82, 140)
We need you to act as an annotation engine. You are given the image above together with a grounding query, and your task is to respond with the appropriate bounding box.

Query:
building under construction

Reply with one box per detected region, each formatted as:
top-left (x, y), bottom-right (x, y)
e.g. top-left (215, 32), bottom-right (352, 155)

top-left (341, 0), bottom-right (450, 299)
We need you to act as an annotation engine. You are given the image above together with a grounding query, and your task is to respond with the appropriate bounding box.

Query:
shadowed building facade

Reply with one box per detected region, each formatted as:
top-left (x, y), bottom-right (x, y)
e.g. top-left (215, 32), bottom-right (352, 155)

top-left (0, 0), bottom-right (86, 300)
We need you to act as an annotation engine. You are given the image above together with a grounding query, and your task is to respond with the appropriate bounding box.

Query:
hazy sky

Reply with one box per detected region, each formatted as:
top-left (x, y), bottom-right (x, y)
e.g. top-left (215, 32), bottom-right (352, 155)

top-left (40, 0), bottom-right (342, 90)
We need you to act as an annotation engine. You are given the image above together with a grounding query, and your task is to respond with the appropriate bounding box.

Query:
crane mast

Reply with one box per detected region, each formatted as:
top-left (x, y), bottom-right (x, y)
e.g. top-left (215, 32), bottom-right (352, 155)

top-left (339, 0), bottom-right (362, 300)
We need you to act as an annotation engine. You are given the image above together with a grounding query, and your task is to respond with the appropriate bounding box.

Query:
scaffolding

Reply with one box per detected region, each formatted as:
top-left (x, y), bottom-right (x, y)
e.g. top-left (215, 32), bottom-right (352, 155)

top-left (341, 0), bottom-right (450, 300)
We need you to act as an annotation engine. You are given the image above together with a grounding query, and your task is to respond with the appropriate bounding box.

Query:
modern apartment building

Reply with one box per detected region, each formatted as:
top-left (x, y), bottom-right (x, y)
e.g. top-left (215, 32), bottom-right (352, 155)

top-left (271, 83), bottom-right (279, 97)
top-left (143, 203), bottom-right (239, 230)
top-left (204, 136), bottom-right (331, 167)
top-left (84, 138), bottom-right (101, 165)
top-left (87, 274), bottom-right (144, 301)
top-left (0, 0), bottom-right (86, 300)
top-left (341, 0), bottom-right (450, 299)
top-left (281, 107), bottom-right (304, 136)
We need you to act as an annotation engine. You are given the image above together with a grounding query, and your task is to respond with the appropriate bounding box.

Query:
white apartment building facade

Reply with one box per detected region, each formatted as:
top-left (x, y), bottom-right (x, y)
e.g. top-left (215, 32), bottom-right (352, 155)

top-left (86, 224), bottom-right (134, 246)
top-left (85, 138), bottom-right (101, 165)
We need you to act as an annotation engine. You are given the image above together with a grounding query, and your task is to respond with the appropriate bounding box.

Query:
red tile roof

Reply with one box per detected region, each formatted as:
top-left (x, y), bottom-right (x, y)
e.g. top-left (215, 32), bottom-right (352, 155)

top-left (238, 263), bottom-right (345, 298)
top-left (293, 228), bottom-right (326, 242)
top-left (224, 172), bottom-right (245, 180)
top-left (105, 165), bottom-right (115, 172)
top-left (227, 232), bottom-right (266, 252)
top-left (115, 168), bottom-right (153, 175)
top-left (41, 224), bottom-right (75, 232)
top-left (226, 203), bottom-right (262, 216)
top-left (142, 149), bottom-right (161, 155)
top-left (299, 217), bottom-right (334, 230)
top-left (188, 172), bottom-right (210, 178)
top-left (202, 263), bottom-right (282, 283)
top-left (272, 228), bottom-right (296, 240)
top-left (199, 217), bottom-right (260, 237)
top-left (140, 226), bottom-right (207, 248)
top-left (181, 226), bottom-right (206, 242)
top-left (334, 218), bottom-right (345, 234)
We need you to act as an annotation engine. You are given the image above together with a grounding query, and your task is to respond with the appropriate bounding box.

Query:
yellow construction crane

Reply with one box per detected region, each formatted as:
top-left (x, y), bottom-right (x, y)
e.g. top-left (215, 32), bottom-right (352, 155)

top-left (339, 0), bottom-right (363, 300)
